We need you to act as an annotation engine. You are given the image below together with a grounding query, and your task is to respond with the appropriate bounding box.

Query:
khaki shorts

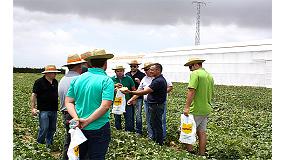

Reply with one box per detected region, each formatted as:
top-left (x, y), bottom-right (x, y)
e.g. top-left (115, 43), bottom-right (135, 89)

top-left (194, 115), bottom-right (208, 132)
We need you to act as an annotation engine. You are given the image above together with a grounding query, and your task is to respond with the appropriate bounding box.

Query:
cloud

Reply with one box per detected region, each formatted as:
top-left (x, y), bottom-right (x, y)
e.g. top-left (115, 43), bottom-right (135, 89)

top-left (14, 0), bottom-right (271, 29)
top-left (13, 8), bottom-right (93, 67)
top-left (13, 3), bottom-right (272, 68)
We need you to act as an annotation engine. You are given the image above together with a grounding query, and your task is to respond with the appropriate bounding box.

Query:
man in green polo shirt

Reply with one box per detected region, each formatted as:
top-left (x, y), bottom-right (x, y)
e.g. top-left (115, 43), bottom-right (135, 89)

top-left (183, 58), bottom-right (214, 156)
top-left (111, 65), bottom-right (136, 132)
top-left (65, 49), bottom-right (115, 159)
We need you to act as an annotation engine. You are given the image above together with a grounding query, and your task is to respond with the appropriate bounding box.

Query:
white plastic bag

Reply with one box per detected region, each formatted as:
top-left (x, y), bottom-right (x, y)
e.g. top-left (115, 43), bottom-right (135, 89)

top-left (179, 114), bottom-right (196, 144)
top-left (111, 90), bottom-right (126, 115)
top-left (67, 127), bottom-right (87, 160)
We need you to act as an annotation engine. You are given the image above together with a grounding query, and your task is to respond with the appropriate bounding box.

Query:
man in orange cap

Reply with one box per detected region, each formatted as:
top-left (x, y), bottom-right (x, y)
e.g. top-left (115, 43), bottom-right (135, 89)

top-left (58, 54), bottom-right (86, 160)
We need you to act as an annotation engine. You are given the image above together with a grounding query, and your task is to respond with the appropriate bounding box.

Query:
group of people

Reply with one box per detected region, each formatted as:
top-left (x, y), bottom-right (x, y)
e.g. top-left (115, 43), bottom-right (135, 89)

top-left (111, 60), bottom-right (173, 142)
top-left (30, 48), bottom-right (214, 159)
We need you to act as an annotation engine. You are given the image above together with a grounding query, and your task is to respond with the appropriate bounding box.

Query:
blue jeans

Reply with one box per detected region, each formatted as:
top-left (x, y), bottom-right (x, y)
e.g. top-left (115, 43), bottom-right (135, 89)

top-left (37, 111), bottom-right (57, 145)
top-left (162, 101), bottom-right (167, 139)
top-left (79, 122), bottom-right (111, 160)
top-left (135, 99), bottom-right (143, 134)
top-left (145, 101), bottom-right (167, 139)
top-left (149, 103), bottom-right (164, 145)
top-left (144, 100), bottom-right (153, 139)
top-left (114, 105), bottom-right (135, 132)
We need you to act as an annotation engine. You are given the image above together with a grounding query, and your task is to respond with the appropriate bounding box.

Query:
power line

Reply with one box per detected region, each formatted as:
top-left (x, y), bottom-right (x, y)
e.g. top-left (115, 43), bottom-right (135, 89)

top-left (192, 1), bottom-right (206, 45)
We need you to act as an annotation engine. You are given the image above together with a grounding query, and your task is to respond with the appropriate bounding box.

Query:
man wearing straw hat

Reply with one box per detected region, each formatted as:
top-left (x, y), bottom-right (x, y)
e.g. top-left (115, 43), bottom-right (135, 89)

top-left (111, 65), bottom-right (136, 132)
top-left (126, 59), bottom-right (145, 135)
top-left (183, 58), bottom-right (214, 156)
top-left (65, 49), bottom-right (115, 159)
top-left (58, 54), bottom-right (86, 160)
top-left (30, 65), bottom-right (61, 149)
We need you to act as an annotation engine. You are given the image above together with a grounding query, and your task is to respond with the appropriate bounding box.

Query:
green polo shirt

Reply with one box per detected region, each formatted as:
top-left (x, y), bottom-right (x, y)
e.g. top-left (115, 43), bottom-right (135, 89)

top-left (66, 68), bottom-right (114, 130)
top-left (111, 75), bottom-right (135, 100)
top-left (188, 68), bottom-right (214, 116)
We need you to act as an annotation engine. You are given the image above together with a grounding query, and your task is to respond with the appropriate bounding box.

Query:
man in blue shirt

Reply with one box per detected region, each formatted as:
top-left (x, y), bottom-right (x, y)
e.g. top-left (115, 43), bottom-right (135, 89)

top-left (123, 63), bottom-right (167, 145)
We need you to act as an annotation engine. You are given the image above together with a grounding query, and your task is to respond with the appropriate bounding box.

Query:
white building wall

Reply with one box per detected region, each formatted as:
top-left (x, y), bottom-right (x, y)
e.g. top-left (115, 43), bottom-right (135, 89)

top-left (107, 40), bottom-right (271, 88)
top-left (143, 40), bottom-right (272, 88)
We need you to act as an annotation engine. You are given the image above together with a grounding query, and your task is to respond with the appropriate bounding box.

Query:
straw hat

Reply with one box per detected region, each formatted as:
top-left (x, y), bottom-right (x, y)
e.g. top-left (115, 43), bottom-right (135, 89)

top-left (80, 51), bottom-right (93, 61)
top-left (184, 58), bottom-right (205, 66)
top-left (142, 62), bottom-right (154, 69)
top-left (42, 65), bottom-right (61, 74)
top-left (112, 65), bottom-right (125, 70)
top-left (85, 49), bottom-right (114, 61)
top-left (63, 54), bottom-right (86, 67)
top-left (128, 59), bottom-right (141, 65)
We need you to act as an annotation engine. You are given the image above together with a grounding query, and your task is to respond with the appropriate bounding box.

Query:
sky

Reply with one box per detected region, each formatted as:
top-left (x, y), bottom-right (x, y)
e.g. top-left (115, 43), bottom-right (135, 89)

top-left (13, 0), bottom-right (272, 68)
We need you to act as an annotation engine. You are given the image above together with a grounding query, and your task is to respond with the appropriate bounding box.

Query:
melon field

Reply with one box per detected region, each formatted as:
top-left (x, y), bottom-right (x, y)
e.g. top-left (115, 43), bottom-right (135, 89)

top-left (13, 73), bottom-right (272, 159)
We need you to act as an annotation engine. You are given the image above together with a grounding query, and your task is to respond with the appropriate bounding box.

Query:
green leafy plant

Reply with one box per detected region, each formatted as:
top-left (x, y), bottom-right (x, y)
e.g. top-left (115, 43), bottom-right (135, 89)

top-left (13, 73), bottom-right (272, 159)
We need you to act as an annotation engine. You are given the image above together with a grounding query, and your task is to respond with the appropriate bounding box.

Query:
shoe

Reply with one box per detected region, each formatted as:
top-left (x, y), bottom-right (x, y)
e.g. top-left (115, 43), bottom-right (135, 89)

top-left (187, 150), bottom-right (196, 154)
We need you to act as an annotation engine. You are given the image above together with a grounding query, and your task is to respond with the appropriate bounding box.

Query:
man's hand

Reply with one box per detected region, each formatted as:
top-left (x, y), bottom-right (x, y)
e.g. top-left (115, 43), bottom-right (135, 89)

top-left (115, 83), bottom-right (123, 88)
top-left (79, 118), bottom-right (91, 129)
top-left (69, 118), bottom-right (80, 129)
top-left (134, 78), bottom-right (140, 84)
top-left (183, 107), bottom-right (190, 116)
top-left (127, 98), bottom-right (136, 105)
top-left (121, 89), bottom-right (131, 94)
top-left (31, 108), bottom-right (39, 116)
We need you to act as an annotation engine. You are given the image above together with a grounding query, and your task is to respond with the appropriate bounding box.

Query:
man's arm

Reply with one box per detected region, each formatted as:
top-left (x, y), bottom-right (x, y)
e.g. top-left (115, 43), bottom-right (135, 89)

top-left (129, 86), bottom-right (153, 96)
top-left (114, 83), bottom-right (123, 88)
top-left (128, 94), bottom-right (139, 105)
top-left (79, 100), bottom-right (113, 128)
top-left (167, 86), bottom-right (173, 93)
top-left (127, 87), bottom-right (141, 105)
top-left (65, 96), bottom-right (79, 120)
top-left (166, 80), bottom-right (173, 93)
top-left (30, 93), bottom-right (38, 116)
top-left (183, 88), bottom-right (195, 116)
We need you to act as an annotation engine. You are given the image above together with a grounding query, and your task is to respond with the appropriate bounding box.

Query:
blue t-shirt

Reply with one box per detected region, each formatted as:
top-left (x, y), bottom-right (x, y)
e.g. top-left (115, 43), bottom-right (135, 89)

top-left (147, 75), bottom-right (167, 104)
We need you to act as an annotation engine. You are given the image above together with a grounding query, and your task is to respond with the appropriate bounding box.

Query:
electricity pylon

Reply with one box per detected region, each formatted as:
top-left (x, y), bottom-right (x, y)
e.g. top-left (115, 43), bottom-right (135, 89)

top-left (192, 1), bottom-right (206, 45)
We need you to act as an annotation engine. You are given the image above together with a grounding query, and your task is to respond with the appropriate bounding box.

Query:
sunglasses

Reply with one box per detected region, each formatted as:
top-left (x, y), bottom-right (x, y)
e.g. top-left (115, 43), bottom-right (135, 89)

top-left (130, 65), bottom-right (138, 68)
top-left (144, 68), bottom-right (149, 71)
